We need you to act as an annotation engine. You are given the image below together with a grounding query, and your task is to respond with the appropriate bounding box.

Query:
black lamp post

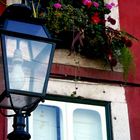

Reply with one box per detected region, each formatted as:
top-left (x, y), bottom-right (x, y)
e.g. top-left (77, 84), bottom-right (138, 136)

top-left (0, 4), bottom-right (56, 140)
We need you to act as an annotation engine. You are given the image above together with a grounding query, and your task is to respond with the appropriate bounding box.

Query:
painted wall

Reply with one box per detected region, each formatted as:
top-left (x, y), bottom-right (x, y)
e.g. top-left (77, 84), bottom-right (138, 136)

top-left (0, 2), bottom-right (7, 140)
top-left (1, 0), bottom-right (140, 139)
top-left (0, 1), bottom-right (5, 16)
top-left (0, 111), bottom-right (7, 140)
top-left (119, 0), bottom-right (140, 83)
top-left (53, 1), bottom-right (140, 139)
top-left (118, 0), bottom-right (140, 140)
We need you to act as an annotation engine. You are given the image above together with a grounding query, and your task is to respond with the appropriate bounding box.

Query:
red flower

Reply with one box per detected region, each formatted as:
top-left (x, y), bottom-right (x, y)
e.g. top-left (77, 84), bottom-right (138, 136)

top-left (86, 1), bottom-right (92, 8)
top-left (125, 39), bottom-right (133, 47)
top-left (91, 12), bottom-right (101, 24)
top-left (110, 58), bottom-right (117, 66)
top-left (82, 0), bottom-right (92, 8)
top-left (121, 37), bottom-right (133, 47)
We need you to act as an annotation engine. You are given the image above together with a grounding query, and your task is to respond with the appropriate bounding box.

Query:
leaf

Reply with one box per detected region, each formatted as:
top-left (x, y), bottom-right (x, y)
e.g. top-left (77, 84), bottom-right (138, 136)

top-left (32, 0), bottom-right (37, 18)
top-left (121, 30), bottom-right (139, 41)
top-left (119, 47), bottom-right (135, 79)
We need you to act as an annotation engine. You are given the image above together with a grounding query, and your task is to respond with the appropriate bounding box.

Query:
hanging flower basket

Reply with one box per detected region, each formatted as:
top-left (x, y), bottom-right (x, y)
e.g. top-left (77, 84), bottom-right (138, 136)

top-left (28, 0), bottom-right (138, 78)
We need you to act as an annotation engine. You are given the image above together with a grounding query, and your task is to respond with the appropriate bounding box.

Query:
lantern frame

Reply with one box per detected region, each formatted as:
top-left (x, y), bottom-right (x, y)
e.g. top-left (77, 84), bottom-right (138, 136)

top-left (0, 18), bottom-right (56, 112)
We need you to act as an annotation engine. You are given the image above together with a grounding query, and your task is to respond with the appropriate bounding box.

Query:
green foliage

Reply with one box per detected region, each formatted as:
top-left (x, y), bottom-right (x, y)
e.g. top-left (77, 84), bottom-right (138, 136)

top-left (29, 0), bottom-right (138, 78)
top-left (119, 47), bottom-right (135, 79)
top-left (45, 4), bottom-right (88, 32)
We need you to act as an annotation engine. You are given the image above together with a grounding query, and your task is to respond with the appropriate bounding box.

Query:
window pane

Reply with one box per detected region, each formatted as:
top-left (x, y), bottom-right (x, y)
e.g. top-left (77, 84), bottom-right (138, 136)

top-left (33, 105), bottom-right (60, 140)
top-left (73, 109), bottom-right (103, 140)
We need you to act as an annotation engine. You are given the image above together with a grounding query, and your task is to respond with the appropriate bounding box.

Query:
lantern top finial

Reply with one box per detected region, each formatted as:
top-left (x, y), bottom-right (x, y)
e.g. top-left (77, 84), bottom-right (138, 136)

top-left (2, 4), bottom-right (32, 20)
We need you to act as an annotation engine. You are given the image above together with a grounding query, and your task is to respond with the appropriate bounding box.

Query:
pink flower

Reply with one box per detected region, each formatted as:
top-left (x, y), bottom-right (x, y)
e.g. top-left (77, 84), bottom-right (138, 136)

top-left (111, 2), bottom-right (115, 6)
top-left (82, 0), bottom-right (89, 5)
top-left (53, 3), bottom-right (62, 9)
top-left (105, 2), bottom-right (116, 10)
top-left (105, 4), bottom-right (112, 10)
top-left (93, 1), bottom-right (99, 8)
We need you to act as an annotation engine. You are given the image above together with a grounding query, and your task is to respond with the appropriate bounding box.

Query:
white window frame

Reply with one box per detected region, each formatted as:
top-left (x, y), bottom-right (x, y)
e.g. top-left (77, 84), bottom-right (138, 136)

top-left (29, 99), bottom-right (111, 140)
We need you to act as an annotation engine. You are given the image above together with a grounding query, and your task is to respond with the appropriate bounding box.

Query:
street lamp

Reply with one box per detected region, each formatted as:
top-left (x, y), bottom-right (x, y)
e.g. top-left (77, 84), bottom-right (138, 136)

top-left (0, 4), bottom-right (56, 140)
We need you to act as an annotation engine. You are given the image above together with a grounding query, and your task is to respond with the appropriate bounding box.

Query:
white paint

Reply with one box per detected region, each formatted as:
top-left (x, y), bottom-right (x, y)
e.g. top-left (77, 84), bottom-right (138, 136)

top-left (7, 0), bottom-right (21, 5)
top-left (47, 78), bottom-right (130, 140)
top-left (53, 49), bottom-right (123, 72)
top-left (47, 78), bottom-right (125, 102)
top-left (105, 0), bottom-right (120, 29)
top-left (111, 102), bottom-right (131, 140)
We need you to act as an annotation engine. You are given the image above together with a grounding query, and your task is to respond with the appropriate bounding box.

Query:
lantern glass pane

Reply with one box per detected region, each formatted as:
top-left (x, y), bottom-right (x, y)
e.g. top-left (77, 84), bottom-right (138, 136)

top-left (0, 94), bottom-right (41, 110)
top-left (5, 20), bottom-right (48, 38)
top-left (4, 35), bottom-right (53, 94)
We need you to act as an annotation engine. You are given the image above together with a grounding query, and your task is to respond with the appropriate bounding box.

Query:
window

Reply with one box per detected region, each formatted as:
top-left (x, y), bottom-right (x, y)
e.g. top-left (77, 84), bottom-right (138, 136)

top-left (29, 99), bottom-right (112, 140)
top-left (73, 109), bottom-right (103, 140)
top-left (32, 105), bottom-right (60, 140)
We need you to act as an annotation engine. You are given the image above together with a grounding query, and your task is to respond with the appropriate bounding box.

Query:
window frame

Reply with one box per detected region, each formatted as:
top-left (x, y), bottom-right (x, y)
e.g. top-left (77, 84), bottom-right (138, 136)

top-left (29, 94), bottom-right (113, 140)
